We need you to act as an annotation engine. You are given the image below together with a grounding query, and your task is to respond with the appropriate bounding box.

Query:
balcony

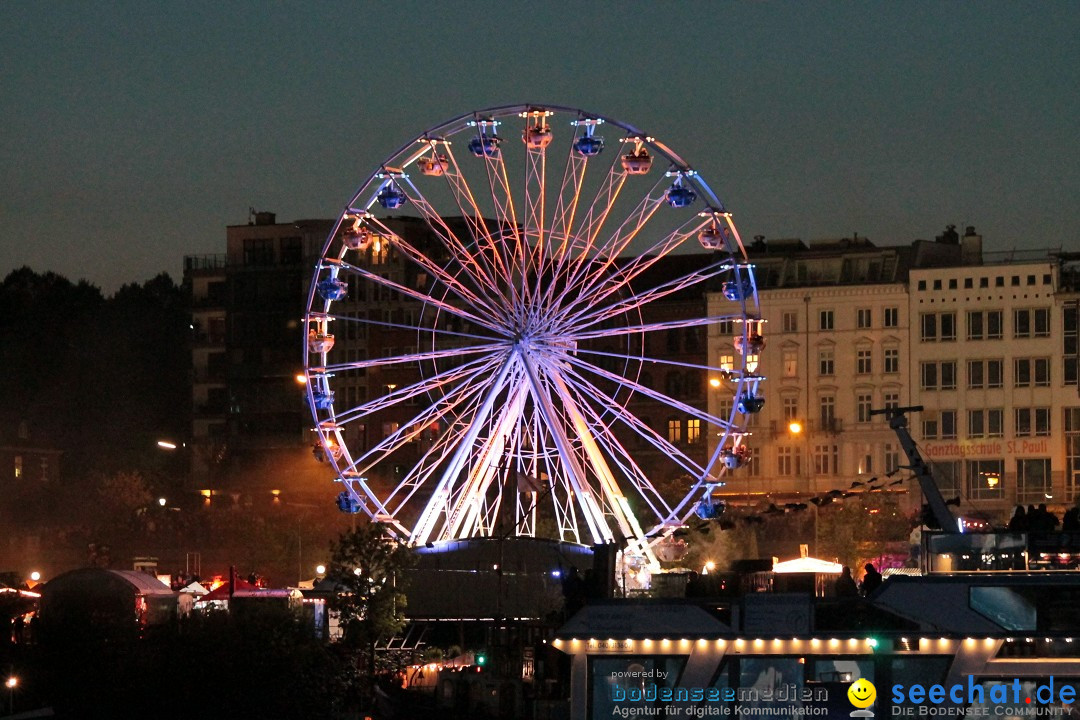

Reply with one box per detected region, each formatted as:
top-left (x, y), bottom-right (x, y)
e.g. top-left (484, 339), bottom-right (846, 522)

top-left (770, 418), bottom-right (844, 436)
top-left (184, 254), bottom-right (228, 273)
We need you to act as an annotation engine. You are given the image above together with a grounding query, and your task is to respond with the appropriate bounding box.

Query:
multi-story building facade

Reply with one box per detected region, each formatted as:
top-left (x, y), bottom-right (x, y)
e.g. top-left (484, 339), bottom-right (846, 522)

top-left (708, 226), bottom-right (1080, 524)
top-left (183, 211), bottom-right (334, 496)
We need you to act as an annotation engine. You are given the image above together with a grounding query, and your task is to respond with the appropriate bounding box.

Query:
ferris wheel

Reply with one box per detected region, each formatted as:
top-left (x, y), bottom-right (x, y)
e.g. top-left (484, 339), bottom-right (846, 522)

top-left (304, 104), bottom-right (763, 569)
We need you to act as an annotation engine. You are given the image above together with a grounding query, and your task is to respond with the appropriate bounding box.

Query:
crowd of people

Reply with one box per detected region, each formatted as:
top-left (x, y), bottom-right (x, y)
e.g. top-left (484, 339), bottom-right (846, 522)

top-left (834, 563), bottom-right (883, 598)
top-left (1006, 503), bottom-right (1079, 532)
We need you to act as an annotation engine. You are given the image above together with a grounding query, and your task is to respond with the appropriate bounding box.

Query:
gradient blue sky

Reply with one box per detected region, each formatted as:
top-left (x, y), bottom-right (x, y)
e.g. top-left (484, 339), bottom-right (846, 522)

top-left (2, 1), bottom-right (1077, 291)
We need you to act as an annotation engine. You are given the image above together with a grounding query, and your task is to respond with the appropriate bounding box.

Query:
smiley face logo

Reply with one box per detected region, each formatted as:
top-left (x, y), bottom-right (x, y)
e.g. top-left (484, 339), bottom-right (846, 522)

top-left (848, 679), bottom-right (876, 709)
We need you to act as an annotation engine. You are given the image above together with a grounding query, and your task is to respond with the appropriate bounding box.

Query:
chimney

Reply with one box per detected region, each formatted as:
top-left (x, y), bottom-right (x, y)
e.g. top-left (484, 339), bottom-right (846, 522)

top-left (961, 225), bottom-right (983, 265)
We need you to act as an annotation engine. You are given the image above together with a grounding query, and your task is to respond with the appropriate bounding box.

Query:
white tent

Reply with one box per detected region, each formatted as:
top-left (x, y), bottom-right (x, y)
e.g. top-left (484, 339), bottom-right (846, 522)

top-left (772, 557), bottom-right (843, 574)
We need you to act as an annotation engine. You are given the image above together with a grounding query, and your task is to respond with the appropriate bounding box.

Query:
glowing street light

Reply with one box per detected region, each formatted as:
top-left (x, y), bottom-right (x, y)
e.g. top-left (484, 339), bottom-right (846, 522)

top-left (6, 677), bottom-right (16, 716)
top-left (315, 564), bottom-right (327, 576)
top-left (295, 373), bottom-right (307, 385)
top-left (158, 497), bottom-right (167, 507)
top-left (157, 440), bottom-right (178, 450)
top-left (29, 571), bottom-right (41, 582)
top-left (788, 420), bottom-right (803, 435)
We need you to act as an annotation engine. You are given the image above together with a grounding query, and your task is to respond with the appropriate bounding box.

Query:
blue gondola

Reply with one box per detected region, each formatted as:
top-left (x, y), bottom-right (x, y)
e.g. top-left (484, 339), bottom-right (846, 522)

top-left (666, 184), bottom-right (697, 208)
top-left (468, 135), bottom-right (501, 157)
top-left (574, 135), bottom-right (604, 157)
top-left (336, 491), bottom-right (361, 514)
top-left (317, 278), bottom-right (347, 301)
top-left (696, 499), bottom-right (726, 520)
top-left (721, 279), bottom-right (754, 302)
top-left (312, 390), bottom-right (334, 410)
top-left (736, 393), bottom-right (765, 414)
top-left (377, 185), bottom-right (408, 209)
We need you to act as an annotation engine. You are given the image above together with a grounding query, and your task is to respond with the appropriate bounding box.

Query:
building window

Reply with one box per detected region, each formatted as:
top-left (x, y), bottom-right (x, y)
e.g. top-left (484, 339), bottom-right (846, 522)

top-left (856, 349), bottom-right (872, 375)
top-left (667, 418), bottom-right (682, 444)
top-left (857, 393), bottom-right (872, 424)
top-left (14, 455), bottom-right (22, 479)
top-left (857, 308), bottom-right (871, 329)
top-left (782, 311), bottom-right (798, 333)
top-left (935, 460), bottom-right (962, 495)
top-left (988, 408), bottom-right (1004, 438)
top-left (1015, 358), bottom-right (1050, 387)
top-left (686, 419), bottom-right (701, 445)
top-left (883, 348), bottom-right (899, 374)
top-left (920, 313), bottom-right (937, 342)
top-left (782, 396), bottom-right (799, 422)
top-left (883, 390), bottom-right (899, 409)
top-left (1016, 407), bottom-right (1051, 437)
top-left (814, 444), bottom-right (839, 475)
top-left (818, 349), bottom-right (835, 376)
top-left (968, 409), bottom-right (985, 438)
top-left (941, 410), bottom-right (957, 439)
top-left (1016, 458), bottom-right (1051, 504)
top-left (778, 446), bottom-right (801, 476)
top-left (1014, 309), bottom-right (1032, 338)
top-left (920, 312), bottom-right (956, 341)
top-left (967, 310), bottom-right (984, 340)
top-left (885, 443), bottom-right (900, 474)
top-left (940, 312), bottom-right (956, 341)
top-left (920, 361), bottom-right (956, 390)
top-left (820, 395), bottom-right (835, 428)
top-left (819, 310), bottom-right (834, 331)
top-left (966, 359), bottom-right (1002, 389)
top-left (883, 307), bottom-right (899, 328)
top-left (852, 348), bottom-right (871, 375)
top-left (922, 415), bottom-right (939, 439)
top-left (1067, 408), bottom-right (1080, 501)
top-left (1065, 305), bottom-right (1079, 386)
top-left (1015, 308), bottom-right (1049, 338)
top-left (967, 459), bottom-right (1004, 500)
top-left (967, 360), bottom-right (984, 389)
top-left (1034, 308), bottom-right (1050, 337)
top-left (782, 349), bottom-right (798, 378)
top-left (719, 354), bottom-right (735, 372)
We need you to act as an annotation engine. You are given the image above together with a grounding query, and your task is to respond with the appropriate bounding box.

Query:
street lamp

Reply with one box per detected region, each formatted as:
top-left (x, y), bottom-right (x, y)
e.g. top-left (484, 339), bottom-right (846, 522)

top-left (788, 420), bottom-right (803, 435)
top-left (157, 440), bottom-right (178, 450)
top-left (158, 497), bottom-right (167, 507)
top-left (6, 676), bottom-right (16, 716)
top-left (29, 571), bottom-right (41, 582)
top-left (315, 564), bottom-right (326, 576)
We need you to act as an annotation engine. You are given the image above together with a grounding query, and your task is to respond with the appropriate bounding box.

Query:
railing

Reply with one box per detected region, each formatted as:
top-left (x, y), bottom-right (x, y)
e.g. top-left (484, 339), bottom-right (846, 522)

top-left (184, 254), bottom-right (228, 272)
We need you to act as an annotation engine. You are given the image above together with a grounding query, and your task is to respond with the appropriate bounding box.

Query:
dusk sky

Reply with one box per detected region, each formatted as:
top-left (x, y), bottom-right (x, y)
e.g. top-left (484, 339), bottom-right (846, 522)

top-left (2, 2), bottom-right (1077, 292)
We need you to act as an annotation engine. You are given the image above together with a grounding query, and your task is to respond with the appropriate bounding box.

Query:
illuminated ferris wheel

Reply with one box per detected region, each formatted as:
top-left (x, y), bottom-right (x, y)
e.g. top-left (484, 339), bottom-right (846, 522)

top-left (303, 104), bottom-right (763, 569)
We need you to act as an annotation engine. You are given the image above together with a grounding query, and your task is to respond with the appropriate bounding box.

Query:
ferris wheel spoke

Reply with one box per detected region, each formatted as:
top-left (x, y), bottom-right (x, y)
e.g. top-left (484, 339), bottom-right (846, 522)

top-left (331, 258), bottom-right (507, 334)
top-left (535, 357), bottom-right (659, 563)
top-left (567, 313), bottom-right (749, 342)
top-left (556, 373), bottom-right (677, 520)
top-left (341, 356), bottom-right (503, 481)
top-left (548, 118), bottom-right (589, 250)
top-left (431, 142), bottom-right (515, 287)
top-left (332, 352), bottom-right (504, 426)
top-left (410, 355), bottom-right (521, 545)
top-left (547, 218), bottom-right (707, 333)
top-left (558, 256), bottom-right (733, 335)
top-left (318, 311), bottom-right (499, 344)
top-left (441, 380), bottom-right (531, 540)
top-left (317, 342), bottom-right (506, 374)
top-left (362, 209), bottom-right (506, 322)
top-left (562, 353), bottom-right (732, 428)
top-left (557, 362), bottom-right (708, 480)
top-left (572, 346), bottom-right (746, 380)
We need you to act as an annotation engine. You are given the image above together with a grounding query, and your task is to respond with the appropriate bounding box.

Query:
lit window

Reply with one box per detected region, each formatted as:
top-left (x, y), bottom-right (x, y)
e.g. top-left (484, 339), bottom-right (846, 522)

top-left (686, 419), bottom-right (701, 445)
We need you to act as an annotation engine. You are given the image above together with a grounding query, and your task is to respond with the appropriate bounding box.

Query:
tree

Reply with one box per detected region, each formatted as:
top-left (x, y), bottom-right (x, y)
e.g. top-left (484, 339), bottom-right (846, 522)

top-left (325, 523), bottom-right (416, 681)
